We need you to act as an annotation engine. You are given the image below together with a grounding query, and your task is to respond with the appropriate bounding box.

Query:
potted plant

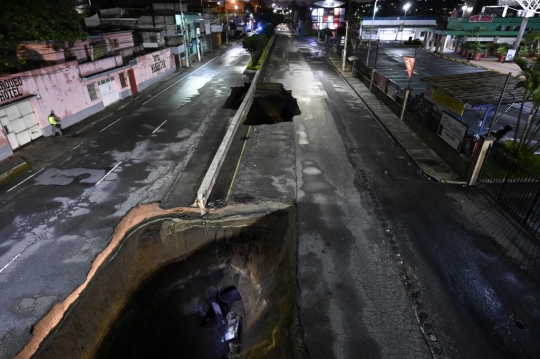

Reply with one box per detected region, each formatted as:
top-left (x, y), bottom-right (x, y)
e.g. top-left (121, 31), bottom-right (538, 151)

top-left (484, 43), bottom-right (494, 57)
top-left (461, 41), bottom-right (473, 57)
top-left (518, 46), bottom-right (528, 59)
top-left (491, 43), bottom-right (499, 56)
top-left (472, 41), bottom-right (483, 60)
top-left (497, 45), bottom-right (508, 62)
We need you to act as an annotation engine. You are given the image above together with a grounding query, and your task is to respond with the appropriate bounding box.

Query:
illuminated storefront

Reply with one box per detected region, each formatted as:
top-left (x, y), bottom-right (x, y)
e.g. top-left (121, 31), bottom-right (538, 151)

top-left (311, 0), bottom-right (345, 31)
top-left (311, 7), bottom-right (345, 30)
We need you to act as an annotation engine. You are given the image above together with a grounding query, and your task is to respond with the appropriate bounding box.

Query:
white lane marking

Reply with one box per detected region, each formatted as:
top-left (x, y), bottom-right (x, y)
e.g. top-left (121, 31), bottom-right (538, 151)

top-left (100, 117), bottom-right (124, 132)
top-left (95, 161), bottom-right (122, 187)
top-left (6, 166), bottom-right (48, 193)
top-left (152, 120), bottom-right (167, 134)
top-left (142, 56), bottom-right (218, 105)
top-left (0, 253), bottom-right (21, 274)
top-left (71, 143), bottom-right (83, 151)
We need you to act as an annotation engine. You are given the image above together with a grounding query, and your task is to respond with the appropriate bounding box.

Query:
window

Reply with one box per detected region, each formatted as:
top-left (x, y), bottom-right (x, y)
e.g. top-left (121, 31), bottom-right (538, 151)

top-left (98, 76), bottom-right (114, 85)
top-left (112, 38), bottom-right (119, 48)
top-left (119, 73), bottom-right (127, 88)
top-left (149, 35), bottom-right (158, 42)
top-left (87, 83), bottom-right (97, 100)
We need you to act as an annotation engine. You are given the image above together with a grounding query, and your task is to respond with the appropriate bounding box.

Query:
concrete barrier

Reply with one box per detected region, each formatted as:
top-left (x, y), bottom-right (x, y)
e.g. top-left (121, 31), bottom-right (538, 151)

top-left (196, 36), bottom-right (276, 213)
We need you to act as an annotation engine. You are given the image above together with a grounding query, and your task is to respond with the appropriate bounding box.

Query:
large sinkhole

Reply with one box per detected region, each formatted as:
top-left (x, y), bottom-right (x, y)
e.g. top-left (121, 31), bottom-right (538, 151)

top-left (31, 202), bottom-right (305, 359)
top-left (223, 83), bottom-right (301, 125)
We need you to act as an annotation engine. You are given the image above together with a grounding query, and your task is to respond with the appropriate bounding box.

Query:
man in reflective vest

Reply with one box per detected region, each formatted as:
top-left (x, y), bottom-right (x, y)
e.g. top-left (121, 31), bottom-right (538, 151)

top-left (48, 111), bottom-right (63, 136)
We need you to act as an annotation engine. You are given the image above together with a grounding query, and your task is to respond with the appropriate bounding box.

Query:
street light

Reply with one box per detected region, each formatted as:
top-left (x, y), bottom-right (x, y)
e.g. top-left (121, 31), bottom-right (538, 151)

top-left (342, 20), bottom-right (349, 72)
top-left (400, 3), bottom-right (410, 44)
top-left (365, 0), bottom-right (378, 65)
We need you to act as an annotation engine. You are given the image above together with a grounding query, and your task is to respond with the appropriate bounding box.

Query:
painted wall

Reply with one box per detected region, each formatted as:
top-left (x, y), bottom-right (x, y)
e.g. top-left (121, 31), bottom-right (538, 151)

top-left (132, 48), bottom-right (175, 91)
top-left (18, 31), bottom-right (135, 64)
top-left (0, 47), bottom-right (176, 161)
top-left (79, 55), bottom-right (123, 77)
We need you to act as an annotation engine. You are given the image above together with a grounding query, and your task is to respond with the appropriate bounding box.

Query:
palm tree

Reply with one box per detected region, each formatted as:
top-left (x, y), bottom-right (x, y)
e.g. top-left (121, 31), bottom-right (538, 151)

top-left (513, 58), bottom-right (540, 154)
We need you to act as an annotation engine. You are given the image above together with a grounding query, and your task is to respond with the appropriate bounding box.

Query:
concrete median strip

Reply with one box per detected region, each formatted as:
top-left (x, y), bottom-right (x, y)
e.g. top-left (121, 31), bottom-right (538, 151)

top-left (195, 37), bottom-right (275, 214)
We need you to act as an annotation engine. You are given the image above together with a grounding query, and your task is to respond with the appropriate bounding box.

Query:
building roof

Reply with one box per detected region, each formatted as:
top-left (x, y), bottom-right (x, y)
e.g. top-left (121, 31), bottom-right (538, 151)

top-left (421, 71), bottom-right (527, 106)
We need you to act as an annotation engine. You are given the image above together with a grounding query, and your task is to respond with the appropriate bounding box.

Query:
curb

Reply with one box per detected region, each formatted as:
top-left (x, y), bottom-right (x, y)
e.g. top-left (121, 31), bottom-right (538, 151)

top-left (0, 160), bottom-right (30, 186)
top-left (325, 54), bottom-right (468, 185)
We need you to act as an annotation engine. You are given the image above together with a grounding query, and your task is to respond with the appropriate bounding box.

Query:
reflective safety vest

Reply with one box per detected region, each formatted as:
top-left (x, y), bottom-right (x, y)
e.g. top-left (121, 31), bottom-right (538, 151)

top-left (48, 115), bottom-right (58, 125)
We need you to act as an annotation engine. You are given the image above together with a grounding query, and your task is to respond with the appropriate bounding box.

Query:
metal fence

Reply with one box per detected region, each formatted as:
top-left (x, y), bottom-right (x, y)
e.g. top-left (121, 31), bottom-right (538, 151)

top-left (477, 147), bottom-right (540, 238)
top-left (351, 60), bottom-right (481, 156)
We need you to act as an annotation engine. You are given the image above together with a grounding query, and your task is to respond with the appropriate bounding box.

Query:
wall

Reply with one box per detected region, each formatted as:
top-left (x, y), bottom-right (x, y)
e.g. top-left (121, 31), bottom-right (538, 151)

top-left (79, 55), bottom-right (123, 77)
top-left (132, 48), bottom-right (176, 92)
top-left (18, 32), bottom-right (135, 64)
top-left (0, 46), bottom-right (176, 161)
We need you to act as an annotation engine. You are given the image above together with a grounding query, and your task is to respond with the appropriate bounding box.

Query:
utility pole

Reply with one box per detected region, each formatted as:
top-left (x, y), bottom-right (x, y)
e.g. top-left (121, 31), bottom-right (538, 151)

top-left (365, 0), bottom-right (378, 65)
top-left (342, 21), bottom-right (349, 72)
top-left (180, 0), bottom-right (190, 67)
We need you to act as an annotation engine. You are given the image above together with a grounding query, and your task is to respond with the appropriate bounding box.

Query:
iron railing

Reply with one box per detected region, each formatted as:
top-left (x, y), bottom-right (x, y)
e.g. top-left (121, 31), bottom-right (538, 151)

top-left (477, 148), bottom-right (540, 238)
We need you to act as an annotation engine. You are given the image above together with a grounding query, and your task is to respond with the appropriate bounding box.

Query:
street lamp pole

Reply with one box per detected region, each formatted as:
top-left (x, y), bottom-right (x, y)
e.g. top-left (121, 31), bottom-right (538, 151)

top-left (365, 0), bottom-right (378, 65)
top-left (400, 3), bottom-right (410, 44)
top-left (342, 20), bottom-right (349, 72)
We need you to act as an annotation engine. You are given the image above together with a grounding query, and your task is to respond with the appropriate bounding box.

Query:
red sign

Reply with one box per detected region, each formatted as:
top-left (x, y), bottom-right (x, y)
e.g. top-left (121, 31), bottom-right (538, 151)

top-left (468, 15), bottom-right (493, 22)
top-left (403, 57), bottom-right (415, 78)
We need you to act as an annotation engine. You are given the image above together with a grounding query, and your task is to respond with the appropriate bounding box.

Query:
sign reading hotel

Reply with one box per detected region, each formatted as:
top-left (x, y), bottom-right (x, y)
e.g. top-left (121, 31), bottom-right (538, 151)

top-left (0, 77), bottom-right (24, 103)
top-left (437, 112), bottom-right (468, 151)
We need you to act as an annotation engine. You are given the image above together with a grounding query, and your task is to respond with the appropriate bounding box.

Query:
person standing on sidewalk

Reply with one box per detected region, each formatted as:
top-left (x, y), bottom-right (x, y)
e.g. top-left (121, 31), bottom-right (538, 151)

top-left (467, 52), bottom-right (473, 64)
top-left (48, 111), bottom-right (63, 136)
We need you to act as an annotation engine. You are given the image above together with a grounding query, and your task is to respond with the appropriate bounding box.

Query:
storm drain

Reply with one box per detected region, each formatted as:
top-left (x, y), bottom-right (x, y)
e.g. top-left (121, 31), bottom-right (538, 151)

top-left (28, 202), bottom-right (305, 359)
top-left (223, 83), bottom-right (301, 125)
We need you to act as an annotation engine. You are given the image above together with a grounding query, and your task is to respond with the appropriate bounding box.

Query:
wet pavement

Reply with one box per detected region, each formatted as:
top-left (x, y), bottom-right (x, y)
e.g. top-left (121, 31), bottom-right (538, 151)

top-left (230, 33), bottom-right (540, 359)
top-left (1, 34), bottom-right (540, 359)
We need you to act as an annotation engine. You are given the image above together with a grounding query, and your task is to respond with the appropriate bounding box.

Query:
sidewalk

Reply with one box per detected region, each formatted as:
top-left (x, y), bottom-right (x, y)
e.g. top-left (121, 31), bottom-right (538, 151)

top-left (437, 48), bottom-right (522, 75)
top-left (0, 41), bottom-right (240, 190)
top-left (324, 48), bottom-right (524, 185)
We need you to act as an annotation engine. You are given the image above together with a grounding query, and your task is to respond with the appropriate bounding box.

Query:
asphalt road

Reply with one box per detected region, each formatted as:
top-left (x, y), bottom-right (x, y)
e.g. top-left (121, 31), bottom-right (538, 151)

top-left (231, 31), bottom-right (540, 359)
top-left (1, 30), bottom-right (539, 359)
top-left (0, 43), bottom-right (250, 359)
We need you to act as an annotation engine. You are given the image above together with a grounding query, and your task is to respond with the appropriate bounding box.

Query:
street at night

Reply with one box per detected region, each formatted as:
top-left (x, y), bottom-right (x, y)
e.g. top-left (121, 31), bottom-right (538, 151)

top-left (0, 14), bottom-right (540, 359)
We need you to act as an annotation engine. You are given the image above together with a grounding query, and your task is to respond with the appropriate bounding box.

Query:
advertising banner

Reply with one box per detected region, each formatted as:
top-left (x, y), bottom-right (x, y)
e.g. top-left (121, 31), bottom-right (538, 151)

top-left (377, 74), bottom-right (387, 91)
top-left (437, 112), bottom-right (468, 151)
top-left (403, 57), bottom-right (415, 78)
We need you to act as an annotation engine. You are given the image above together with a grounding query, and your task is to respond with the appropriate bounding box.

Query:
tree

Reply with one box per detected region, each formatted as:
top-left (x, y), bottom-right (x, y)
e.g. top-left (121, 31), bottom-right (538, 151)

top-left (523, 31), bottom-right (540, 54)
top-left (346, 3), bottom-right (363, 50)
top-left (0, 0), bottom-right (87, 73)
top-left (470, 26), bottom-right (486, 41)
top-left (511, 58), bottom-right (540, 155)
top-left (242, 34), bottom-right (268, 64)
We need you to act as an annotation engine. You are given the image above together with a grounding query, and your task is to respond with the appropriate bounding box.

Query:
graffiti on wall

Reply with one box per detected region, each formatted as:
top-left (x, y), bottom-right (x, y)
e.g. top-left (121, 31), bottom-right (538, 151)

top-left (151, 55), bottom-right (166, 73)
top-left (0, 77), bottom-right (24, 103)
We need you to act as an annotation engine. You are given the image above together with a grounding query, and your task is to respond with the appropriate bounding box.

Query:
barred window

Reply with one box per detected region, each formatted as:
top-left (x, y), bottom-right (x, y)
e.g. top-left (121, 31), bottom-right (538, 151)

top-left (119, 73), bottom-right (127, 88)
top-left (87, 83), bottom-right (97, 100)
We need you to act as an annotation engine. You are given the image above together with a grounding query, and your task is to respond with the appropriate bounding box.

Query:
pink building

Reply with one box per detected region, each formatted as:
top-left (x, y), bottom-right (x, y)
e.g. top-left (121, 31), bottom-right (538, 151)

top-left (0, 31), bottom-right (176, 162)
